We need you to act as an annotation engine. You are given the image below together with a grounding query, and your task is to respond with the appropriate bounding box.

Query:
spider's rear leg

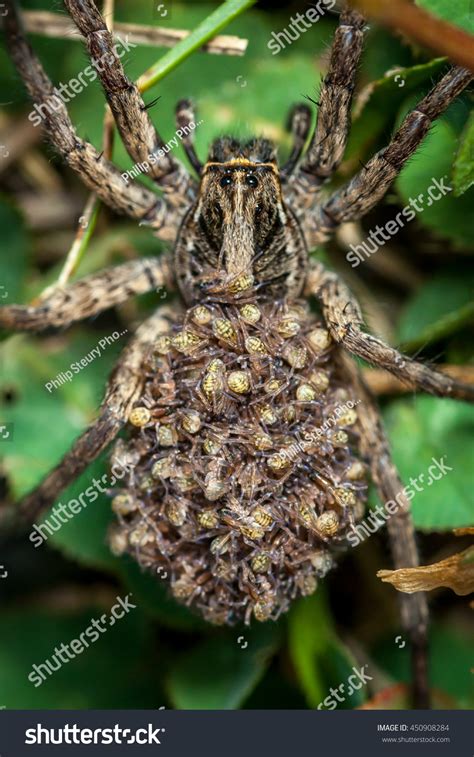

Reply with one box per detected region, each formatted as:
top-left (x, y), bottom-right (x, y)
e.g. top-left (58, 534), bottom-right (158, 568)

top-left (280, 104), bottom-right (312, 177)
top-left (7, 309), bottom-right (172, 526)
top-left (306, 262), bottom-right (474, 402)
top-left (0, 257), bottom-right (172, 332)
top-left (342, 356), bottom-right (429, 708)
top-left (175, 99), bottom-right (203, 177)
top-left (305, 65), bottom-right (473, 244)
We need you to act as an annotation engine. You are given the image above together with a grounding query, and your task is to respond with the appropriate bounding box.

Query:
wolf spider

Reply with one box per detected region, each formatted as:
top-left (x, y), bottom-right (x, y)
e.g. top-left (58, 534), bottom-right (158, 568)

top-left (2, 0), bottom-right (473, 709)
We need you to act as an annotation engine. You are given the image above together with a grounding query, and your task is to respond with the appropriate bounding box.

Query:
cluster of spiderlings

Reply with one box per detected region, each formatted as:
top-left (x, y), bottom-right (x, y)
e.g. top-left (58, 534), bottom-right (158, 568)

top-left (108, 298), bottom-right (367, 625)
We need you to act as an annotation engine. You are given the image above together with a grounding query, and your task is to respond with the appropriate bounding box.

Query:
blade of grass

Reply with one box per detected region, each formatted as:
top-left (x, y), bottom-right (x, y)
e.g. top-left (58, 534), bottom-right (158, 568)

top-left (137, 0), bottom-right (256, 92)
top-left (400, 302), bottom-right (474, 353)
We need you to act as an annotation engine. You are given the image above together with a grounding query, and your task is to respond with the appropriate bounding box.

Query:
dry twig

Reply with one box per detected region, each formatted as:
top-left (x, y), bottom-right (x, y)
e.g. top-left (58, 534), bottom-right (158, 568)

top-left (16, 10), bottom-right (248, 56)
top-left (363, 365), bottom-right (474, 396)
top-left (349, 0), bottom-right (474, 72)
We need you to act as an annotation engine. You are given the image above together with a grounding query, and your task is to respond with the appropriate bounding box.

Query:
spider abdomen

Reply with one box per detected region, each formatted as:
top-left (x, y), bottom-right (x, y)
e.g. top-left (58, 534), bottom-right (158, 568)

top-left (108, 299), bottom-right (367, 625)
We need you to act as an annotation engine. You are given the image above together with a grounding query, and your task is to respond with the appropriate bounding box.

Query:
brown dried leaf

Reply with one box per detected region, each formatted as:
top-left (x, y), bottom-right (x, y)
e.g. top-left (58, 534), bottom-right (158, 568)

top-left (377, 547), bottom-right (474, 596)
top-left (453, 527), bottom-right (474, 537)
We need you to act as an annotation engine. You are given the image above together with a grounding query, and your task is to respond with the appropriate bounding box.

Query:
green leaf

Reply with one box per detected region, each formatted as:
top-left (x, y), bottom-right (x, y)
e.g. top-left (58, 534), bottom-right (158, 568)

top-left (43, 457), bottom-right (119, 572)
top-left (196, 53), bottom-right (323, 164)
top-left (1, 336), bottom-right (93, 497)
top-left (375, 624), bottom-right (474, 708)
top-left (397, 270), bottom-right (474, 349)
top-left (242, 666), bottom-right (307, 708)
top-left (416, 0), bottom-right (474, 34)
top-left (382, 397), bottom-right (474, 530)
top-left (288, 592), bottom-right (366, 709)
top-left (1, 332), bottom-right (127, 571)
top-left (453, 111), bottom-right (474, 197)
top-left (396, 101), bottom-right (474, 247)
top-left (359, 28), bottom-right (414, 82)
top-left (346, 59), bottom-right (446, 163)
top-left (118, 558), bottom-right (207, 632)
top-left (1, 331), bottom-right (125, 495)
top-left (288, 593), bottom-right (329, 707)
top-left (0, 608), bottom-right (163, 708)
top-left (0, 198), bottom-right (29, 303)
top-left (167, 623), bottom-right (281, 709)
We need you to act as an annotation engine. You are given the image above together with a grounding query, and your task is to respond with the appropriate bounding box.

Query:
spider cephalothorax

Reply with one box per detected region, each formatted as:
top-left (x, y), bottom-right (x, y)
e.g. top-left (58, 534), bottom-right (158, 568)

top-left (2, 0), bottom-right (474, 705)
top-left (175, 139), bottom-right (308, 304)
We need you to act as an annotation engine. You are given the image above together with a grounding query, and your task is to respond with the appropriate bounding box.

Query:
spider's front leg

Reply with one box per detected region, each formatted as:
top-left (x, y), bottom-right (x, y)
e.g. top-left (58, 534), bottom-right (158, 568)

top-left (287, 8), bottom-right (366, 201)
top-left (341, 355), bottom-right (430, 709)
top-left (3, 0), bottom-right (182, 236)
top-left (5, 309), bottom-right (173, 526)
top-left (0, 257), bottom-right (172, 332)
top-left (64, 0), bottom-right (195, 202)
top-left (304, 65), bottom-right (473, 243)
top-left (306, 261), bottom-right (474, 402)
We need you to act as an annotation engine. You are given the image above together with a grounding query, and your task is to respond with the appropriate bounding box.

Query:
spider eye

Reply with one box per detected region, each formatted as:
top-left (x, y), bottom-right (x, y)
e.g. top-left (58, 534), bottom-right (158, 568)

top-left (220, 175), bottom-right (233, 187)
top-left (246, 174), bottom-right (258, 188)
